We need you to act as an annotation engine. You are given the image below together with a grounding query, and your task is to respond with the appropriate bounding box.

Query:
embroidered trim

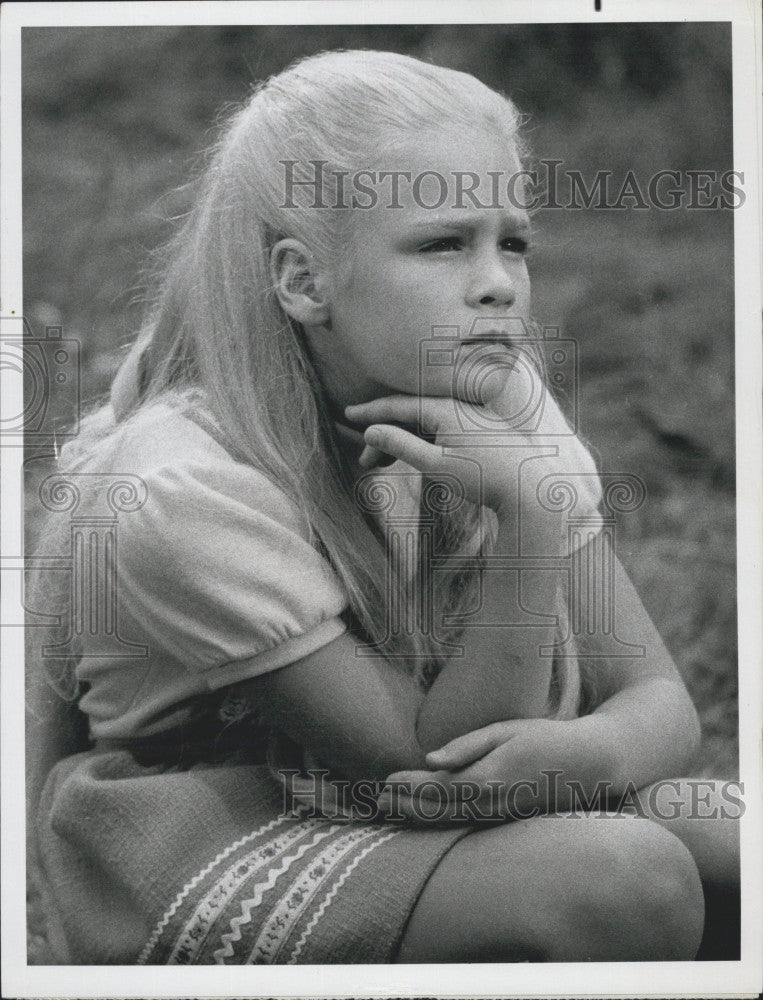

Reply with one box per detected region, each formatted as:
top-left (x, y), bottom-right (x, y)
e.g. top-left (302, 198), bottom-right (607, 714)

top-left (167, 818), bottom-right (326, 964)
top-left (247, 825), bottom-right (390, 964)
top-left (284, 827), bottom-right (402, 964)
top-left (137, 814), bottom-right (288, 965)
top-left (212, 826), bottom-right (344, 964)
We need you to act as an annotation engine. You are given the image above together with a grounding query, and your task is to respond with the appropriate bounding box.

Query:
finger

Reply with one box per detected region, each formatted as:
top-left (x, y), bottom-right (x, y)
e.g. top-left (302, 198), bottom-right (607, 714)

top-left (346, 397), bottom-right (444, 437)
top-left (358, 444), bottom-right (388, 468)
top-left (378, 780), bottom-right (476, 824)
top-left (364, 424), bottom-right (443, 471)
top-left (426, 742), bottom-right (486, 770)
top-left (426, 722), bottom-right (518, 769)
top-left (384, 769), bottom-right (492, 815)
top-left (375, 791), bottom-right (459, 825)
top-left (375, 791), bottom-right (415, 822)
top-left (383, 768), bottom-right (447, 788)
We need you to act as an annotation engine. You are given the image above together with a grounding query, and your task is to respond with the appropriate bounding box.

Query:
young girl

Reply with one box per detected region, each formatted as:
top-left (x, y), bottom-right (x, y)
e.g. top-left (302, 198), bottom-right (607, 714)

top-left (29, 49), bottom-right (738, 965)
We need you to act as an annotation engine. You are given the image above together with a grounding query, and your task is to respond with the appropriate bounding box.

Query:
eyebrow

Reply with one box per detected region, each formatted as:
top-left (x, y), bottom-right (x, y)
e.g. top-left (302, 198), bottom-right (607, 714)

top-left (403, 212), bottom-right (533, 233)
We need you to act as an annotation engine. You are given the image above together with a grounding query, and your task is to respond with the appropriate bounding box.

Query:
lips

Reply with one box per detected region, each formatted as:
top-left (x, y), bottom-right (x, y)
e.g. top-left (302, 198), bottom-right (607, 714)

top-left (456, 338), bottom-right (516, 370)
top-left (462, 332), bottom-right (513, 344)
top-left (461, 336), bottom-right (544, 376)
top-left (451, 341), bottom-right (516, 407)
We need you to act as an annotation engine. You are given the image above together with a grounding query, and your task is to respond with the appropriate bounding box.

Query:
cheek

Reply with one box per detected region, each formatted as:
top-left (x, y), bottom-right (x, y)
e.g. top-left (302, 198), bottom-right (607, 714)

top-left (360, 280), bottom-right (428, 342)
top-left (519, 270), bottom-right (532, 308)
top-left (336, 266), bottom-right (394, 321)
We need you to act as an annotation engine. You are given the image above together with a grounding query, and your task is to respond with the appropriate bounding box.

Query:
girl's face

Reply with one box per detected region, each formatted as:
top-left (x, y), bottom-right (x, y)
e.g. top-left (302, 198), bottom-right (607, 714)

top-left (310, 126), bottom-right (532, 409)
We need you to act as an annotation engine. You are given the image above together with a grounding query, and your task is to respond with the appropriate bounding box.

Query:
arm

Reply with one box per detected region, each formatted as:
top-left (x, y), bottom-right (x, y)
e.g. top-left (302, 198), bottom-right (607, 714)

top-left (384, 549), bottom-right (701, 818)
top-left (232, 492), bottom-right (565, 784)
top-left (566, 550), bottom-right (701, 790)
top-left (229, 512), bottom-right (561, 783)
top-left (231, 631), bottom-right (427, 783)
top-left (346, 386), bottom-right (584, 753)
top-left (414, 500), bottom-right (565, 752)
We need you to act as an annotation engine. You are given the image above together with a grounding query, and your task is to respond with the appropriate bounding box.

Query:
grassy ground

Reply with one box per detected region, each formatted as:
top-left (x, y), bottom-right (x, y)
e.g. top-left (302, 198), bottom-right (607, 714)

top-left (21, 24), bottom-right (737, 776)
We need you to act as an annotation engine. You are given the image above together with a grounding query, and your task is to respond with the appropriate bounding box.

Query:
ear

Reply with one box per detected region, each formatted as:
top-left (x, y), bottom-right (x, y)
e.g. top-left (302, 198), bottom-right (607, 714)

top-left (270, 238), bottom-right (331, 326)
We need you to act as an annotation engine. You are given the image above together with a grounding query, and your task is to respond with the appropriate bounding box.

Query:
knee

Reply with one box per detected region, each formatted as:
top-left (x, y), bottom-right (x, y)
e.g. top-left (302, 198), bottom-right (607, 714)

top-left (620, 821), bottom-right (705, 960)
top-left (550, 817), bottom-right (704, 962)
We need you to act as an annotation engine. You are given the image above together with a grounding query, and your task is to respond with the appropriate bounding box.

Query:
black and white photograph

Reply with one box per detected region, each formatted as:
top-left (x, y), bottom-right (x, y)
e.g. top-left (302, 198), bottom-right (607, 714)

top-left (1, 1), bottom-right (761, 997)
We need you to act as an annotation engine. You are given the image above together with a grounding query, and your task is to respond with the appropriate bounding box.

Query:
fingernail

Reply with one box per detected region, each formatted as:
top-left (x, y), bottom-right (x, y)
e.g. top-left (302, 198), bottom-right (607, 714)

top-left (365, 427), bottom-right (381, 445)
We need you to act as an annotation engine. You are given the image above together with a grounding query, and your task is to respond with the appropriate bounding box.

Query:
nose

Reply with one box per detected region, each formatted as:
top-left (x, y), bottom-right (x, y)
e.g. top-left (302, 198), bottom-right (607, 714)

top-left (465, 254), bottom-right (517, 310)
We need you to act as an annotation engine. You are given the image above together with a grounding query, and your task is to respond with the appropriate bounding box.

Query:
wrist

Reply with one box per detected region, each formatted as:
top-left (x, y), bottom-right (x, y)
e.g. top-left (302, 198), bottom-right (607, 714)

top-left (562, 714), bottom-right (624, 793)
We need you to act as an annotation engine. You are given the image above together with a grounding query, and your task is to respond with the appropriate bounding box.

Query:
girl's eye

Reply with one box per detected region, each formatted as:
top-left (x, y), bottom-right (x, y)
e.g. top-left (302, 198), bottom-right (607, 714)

top-left (417, 235), bottom-right (531, 255)
top-left (501, 237), bottom-right (530, 255)
top-left (418, 237), bottom-right (463, 253)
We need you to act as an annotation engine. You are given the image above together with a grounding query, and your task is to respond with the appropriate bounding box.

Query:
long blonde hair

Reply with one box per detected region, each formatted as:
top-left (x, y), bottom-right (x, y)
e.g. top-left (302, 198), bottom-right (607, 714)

top-left (28, 50), bottom-right (580, 793)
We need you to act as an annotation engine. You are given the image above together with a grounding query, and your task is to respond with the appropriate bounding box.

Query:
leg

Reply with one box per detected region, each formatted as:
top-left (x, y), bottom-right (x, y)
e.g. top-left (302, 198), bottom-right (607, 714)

top-left (395, 813), bottom-right (704, 963)
top-left (625, 778), bottom-right (741, 961)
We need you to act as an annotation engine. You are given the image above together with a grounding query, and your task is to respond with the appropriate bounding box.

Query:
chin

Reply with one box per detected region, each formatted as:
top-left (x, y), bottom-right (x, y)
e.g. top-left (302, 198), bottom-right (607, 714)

top-left (456, 373), bottom-right (510, 407)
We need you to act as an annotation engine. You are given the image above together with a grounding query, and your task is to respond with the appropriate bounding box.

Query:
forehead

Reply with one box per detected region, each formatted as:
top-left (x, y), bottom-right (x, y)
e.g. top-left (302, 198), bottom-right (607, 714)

top-left (379, 124), bottom-right (521, 174)
top-left (344, 127), bottom-right (529, 238)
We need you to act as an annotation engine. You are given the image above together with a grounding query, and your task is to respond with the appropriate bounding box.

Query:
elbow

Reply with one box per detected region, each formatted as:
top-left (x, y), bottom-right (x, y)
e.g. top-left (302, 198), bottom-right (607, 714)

top-left (414, 714), bottom-right (445, 757)
top-left (373, 737), bottom-right (429, 778)
top-left (343, 733), bottom-right (428, 784)
top-left (664, 678), bottom-right (702, 774)
top-left (683, 696), bottom-right (702, 773)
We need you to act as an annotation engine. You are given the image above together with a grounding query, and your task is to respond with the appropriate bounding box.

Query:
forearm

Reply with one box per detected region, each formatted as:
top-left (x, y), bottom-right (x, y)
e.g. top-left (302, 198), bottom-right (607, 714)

top-left (416, 507), bottom-right (565, 753)
top-left (567, 677), bottom-right (700, 796)
top-left (557, 551), bottom-right (701, 797)
top-left (234, 633), bottom-right (429, 784)
top-left (344, 391), bottom-right (600, 762)
top-left (406, 551), bottom-right (702, 818)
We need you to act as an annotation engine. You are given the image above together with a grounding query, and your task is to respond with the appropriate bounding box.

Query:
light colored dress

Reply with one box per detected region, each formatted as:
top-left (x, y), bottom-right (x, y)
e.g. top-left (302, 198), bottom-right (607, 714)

top-left (33, 400), bottom-right (473, 965)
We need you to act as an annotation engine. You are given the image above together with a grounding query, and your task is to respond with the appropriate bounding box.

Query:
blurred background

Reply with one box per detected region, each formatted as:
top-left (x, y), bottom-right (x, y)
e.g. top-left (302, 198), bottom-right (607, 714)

top-left (22, 23), bottom-right (737, 775)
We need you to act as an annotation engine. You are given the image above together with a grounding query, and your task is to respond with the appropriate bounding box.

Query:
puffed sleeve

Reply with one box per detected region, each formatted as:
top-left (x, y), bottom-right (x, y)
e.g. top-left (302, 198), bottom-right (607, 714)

top-left (114, 458), bottom-right (349, 689)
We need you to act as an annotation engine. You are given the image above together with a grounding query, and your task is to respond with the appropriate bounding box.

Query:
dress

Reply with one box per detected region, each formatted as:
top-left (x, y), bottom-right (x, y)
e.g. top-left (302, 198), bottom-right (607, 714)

top-left (32, 400), bottom-right (473, 965)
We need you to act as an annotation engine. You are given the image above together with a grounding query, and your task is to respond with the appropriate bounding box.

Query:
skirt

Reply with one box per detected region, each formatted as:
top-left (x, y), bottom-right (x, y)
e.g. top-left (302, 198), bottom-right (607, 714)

top-left (32, 746), bottom-right (471, 965)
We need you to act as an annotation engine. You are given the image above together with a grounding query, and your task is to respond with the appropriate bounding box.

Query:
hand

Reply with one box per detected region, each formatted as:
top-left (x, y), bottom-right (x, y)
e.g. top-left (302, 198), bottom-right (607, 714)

top-left (489, 367), bottom-right (602, 513)
top-left (346, 393), bottom-right (519, 515)
top-left (346, 362), bottom-right (601, 519)
top-left (376, 717), bottom-right (615, 824)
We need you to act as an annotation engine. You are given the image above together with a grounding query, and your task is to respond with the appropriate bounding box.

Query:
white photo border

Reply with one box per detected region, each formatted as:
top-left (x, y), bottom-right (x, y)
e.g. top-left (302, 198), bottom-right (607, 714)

top-left (2, 1), bottom-right (761, 997)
